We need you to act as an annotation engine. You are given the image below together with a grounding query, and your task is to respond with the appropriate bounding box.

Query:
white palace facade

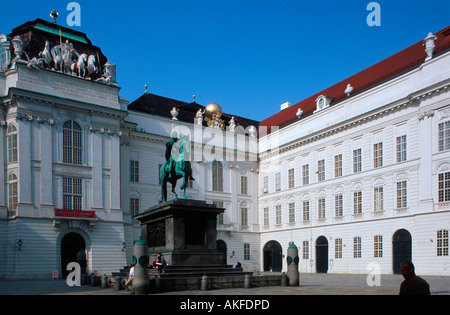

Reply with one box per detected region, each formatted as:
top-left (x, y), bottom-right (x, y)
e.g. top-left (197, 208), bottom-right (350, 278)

top-left (0, 18), bottom-right (449, 279)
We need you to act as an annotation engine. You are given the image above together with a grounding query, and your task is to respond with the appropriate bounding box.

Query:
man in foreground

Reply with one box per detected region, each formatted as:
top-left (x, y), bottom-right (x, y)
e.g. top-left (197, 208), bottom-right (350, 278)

top-left (399, 261), bottom-right (430, 295)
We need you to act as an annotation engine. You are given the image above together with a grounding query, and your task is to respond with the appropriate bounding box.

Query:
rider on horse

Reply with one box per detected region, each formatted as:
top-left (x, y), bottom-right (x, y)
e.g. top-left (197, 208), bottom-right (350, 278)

top-left (164, 131), bottom-right (195, 181)
top-left (160, 131), bottom-right (195, 202)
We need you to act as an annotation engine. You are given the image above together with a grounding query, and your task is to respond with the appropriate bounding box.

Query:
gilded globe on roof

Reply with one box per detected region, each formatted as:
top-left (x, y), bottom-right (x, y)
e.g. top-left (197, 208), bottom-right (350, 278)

top-left (205, 103), bottom-right (223, 118)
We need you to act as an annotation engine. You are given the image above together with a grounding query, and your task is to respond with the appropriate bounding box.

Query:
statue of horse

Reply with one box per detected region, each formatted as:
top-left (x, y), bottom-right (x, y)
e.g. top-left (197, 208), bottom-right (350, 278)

top-left (86, 55), bottom-right (98, 77)
top-left (160, 135), bottom-right (194, 202)
top-left (73, 53), bottom-right (88, 77)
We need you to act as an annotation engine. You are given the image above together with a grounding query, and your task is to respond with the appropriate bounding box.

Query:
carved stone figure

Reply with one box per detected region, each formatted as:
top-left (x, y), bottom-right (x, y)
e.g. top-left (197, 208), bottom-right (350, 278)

top-left (8, 32), bottom-right (115, 85)
top-left (40, 41), bottom-right (52, 69)
top-left (73, 53), bottom-right (88, 77)
top-left (171, 107), bottom-right (179, 120)
top-left (423, 32), bottom-right (438, 62)
top-left (61, 41), bottom-right (78, 74)
top-left (27, 41), bottom-right (54, 70)
top-left (86, 55), bottom-right (98, 77)
top-left (228, 116), bottom-right (236, 132)
top-left (51, 45), bottom-right (64, 72)
top-left (195, 108), bottom-right (205, 125)
top-left (11, 36), bottom-right (28, 67)
top-left (96, 61), bottom-right (117, 85)
top-left (345, 84), bottom-right (353, 96)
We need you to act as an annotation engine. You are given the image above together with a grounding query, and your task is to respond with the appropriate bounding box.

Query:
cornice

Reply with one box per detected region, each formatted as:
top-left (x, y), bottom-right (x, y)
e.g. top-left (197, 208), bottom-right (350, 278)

top-left (4, 87), bottom-right (128, 119)
top-left (260, 81), bottom-right (450, 160)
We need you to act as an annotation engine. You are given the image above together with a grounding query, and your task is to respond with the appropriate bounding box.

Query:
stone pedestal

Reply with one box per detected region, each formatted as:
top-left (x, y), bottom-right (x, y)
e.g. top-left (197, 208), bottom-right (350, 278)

top-left (134, 199), bottom-right (225, 266)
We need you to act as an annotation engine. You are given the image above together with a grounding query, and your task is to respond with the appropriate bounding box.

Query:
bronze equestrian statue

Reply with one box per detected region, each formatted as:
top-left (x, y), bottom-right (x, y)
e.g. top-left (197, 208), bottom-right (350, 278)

top-left (160, 131), bottom-right (194, 202)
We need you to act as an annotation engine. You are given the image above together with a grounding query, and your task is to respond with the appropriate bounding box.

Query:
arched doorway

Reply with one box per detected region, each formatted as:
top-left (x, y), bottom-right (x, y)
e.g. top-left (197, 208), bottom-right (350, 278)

top-left (316, 236), bottom-right (328, 273)
top-left (393, 229), bottom-right (412, 274)
top-left (61, 232), bottom-right (86, 278)
top-left (263, 240), bottom-right (282, 272)
top-left (217, 240), bottom-right (227, 265)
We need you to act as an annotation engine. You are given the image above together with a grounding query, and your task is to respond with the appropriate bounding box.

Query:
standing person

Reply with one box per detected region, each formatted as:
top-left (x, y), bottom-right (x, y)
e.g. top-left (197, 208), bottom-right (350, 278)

top-left (123, 261), bottom-right (136, 290)
top-left (399, 261), bottom-right (430, 295)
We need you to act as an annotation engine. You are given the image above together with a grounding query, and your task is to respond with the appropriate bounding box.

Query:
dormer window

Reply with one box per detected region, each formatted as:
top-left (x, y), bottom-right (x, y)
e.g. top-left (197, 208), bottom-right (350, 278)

top-left (315, 95), bottom-right (333, 112)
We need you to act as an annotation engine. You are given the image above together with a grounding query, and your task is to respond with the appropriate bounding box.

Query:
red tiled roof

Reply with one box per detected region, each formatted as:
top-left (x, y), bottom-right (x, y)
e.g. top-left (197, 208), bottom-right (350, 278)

top-left (260, 26), bottom-right (450, 133)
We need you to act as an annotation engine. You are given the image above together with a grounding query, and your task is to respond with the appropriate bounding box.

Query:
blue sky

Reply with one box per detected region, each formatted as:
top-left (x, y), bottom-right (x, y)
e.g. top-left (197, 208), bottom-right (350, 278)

top-left (2, 0), bottom-right (449, 121)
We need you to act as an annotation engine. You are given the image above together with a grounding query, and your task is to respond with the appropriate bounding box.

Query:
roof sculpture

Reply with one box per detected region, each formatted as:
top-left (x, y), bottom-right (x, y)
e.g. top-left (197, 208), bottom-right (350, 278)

top-left (1, 18), bottom-right (117, 86)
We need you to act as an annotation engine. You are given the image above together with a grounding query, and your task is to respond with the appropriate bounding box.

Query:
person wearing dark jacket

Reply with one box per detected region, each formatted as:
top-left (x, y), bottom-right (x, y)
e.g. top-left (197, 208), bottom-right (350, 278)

top-left (399, 261), bottom-right (430, 295)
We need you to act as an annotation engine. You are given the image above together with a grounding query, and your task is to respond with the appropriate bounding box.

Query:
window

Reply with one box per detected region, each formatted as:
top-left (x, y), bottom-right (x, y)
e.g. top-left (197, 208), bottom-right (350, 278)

top-left (373, 142), bottom-right (383, 168)
top-left (302, 200), bottom-right (310, 221)
top-left (374, 186), bottom-right (384, 212)
top-left (334, 194), bottom-right (343, 217)
top-left (130, 197), bottom-right (140, 217)
top-left (353, 237), bottom-right (361, 258)
top-left (334, 154), bottom-right (342, 178)
top-left (130, 160), bottom-right (139, 182)
top-left (317, 160), bottom-right (325, 182)
top-left (7, 173), bottom-right (18, 213)
top-left (244, 243), bottom-right (250, 260)
top-left (275, 172), bottom-right (281, 191)
top-left (302, 241), bottom-right (309, 259)
top-left (63, 177), bottom-right (82, 210)
top-left (353, 191), bottom-right (362, 214)
top-left (0, 43), bottom-right (9, 71)
top-left (318, 197), bottom-right (326, 219)
top-left (302, 164), bottom-right (309, 185)
top-left (275, 204), bottom-right (282, 225)
top-left (241, 206), bottom-right (248, 227)
top-left (288, 168), bottom-right (295, 189)
top-left (7, 125), bottom-right (18, 163)
top-left (212, 161), bottom-right (223, 192)
top-left (214, 201), bottom-right (224, 225)
top-left (240, 176), bottom-right (248, 195)
top-left (263, 176), bottom-right (269, 194)
top-left (374, 235), bottom-right (383, 258)
top-left (438, 121), bottom-right (450, 151)
top-left (335, 238), bottom-right (343, 259)
top-left (263, 207), bottom-right (269, 226)
top-left (396, 181), bottom-right (407, 208)
top-left (288, 202), bottom-right (295, 223)
top-left (63, 120), bottom-right (82, 165)
top-left (353, 149), bottom-right (361, 173)
top-left (437, 229), bottom-right (449, 256)
top-left (396, 135), bottom-right (407, 162)
top-left (438, 172), bottom-right (450, 202)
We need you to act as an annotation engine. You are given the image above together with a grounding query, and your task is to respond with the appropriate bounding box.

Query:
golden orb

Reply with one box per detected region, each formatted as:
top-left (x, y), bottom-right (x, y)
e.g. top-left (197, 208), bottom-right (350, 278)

top-left (205, 103), bottom-right (223, 118)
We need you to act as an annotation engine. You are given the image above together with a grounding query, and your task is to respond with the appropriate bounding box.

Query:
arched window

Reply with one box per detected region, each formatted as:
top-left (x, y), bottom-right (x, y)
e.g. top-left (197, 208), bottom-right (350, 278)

top-left (8, 173), bottom-right (18, 212)
top-left (63, 120), bottom-right (82, 165)
top-left (7, 124), bottom-right (18, 163)
top-left (212, 160), bottom-right (223, 192)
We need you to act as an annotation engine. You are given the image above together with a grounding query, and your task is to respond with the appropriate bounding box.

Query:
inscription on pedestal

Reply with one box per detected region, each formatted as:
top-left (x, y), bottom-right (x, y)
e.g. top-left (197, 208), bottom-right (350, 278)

top-left (147, 220), bottom-right (165, 248)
